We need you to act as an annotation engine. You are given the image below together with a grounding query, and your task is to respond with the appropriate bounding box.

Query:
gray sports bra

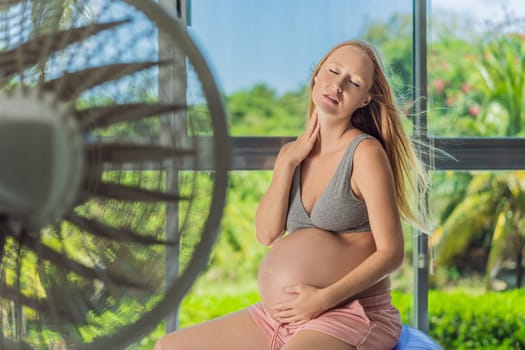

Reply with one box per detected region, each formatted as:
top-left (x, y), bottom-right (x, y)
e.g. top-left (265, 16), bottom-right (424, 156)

top-left (286, 133), bottom-right (373, 234)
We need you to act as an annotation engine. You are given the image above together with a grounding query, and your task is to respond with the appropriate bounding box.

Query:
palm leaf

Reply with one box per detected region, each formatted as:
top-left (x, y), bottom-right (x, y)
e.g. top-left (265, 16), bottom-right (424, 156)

top-left (435, 191), bottom-right (496, 266)
top-left (476, 36), bottom-right (525, 135)
top-left (485, 207), bottom-right (513, 289)
top-left (466, 173), bottom-right (495, 193)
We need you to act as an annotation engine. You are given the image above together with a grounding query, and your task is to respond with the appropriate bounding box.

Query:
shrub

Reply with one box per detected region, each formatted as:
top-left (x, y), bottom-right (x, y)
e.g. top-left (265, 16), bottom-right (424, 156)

top-left (393, 289), bottom-right (525, 350)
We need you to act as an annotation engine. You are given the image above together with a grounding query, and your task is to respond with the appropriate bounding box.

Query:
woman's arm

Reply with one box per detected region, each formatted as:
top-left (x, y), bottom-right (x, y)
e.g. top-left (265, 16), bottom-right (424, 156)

top-left (255, 113), bottom-right (320, 246)
top-left (254, 145), bottom-right (296, 246)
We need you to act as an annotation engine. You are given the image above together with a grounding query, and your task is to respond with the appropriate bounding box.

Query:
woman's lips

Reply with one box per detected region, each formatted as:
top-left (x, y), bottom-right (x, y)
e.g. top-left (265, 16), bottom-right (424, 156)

top-left (323, 93), bottom-right (339, 105)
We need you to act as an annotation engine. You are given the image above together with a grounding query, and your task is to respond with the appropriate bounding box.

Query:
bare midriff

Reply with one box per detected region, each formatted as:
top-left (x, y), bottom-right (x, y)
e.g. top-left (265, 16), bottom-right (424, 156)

top-left (257, 227), bottom-right (390, 318)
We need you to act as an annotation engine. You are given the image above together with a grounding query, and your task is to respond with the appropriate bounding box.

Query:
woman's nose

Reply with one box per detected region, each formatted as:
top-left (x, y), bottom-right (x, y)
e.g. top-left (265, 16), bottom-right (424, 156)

top-left (333, 82), bottom-right (342, 93)
top-left (332, 79), bottom-right (343, 93)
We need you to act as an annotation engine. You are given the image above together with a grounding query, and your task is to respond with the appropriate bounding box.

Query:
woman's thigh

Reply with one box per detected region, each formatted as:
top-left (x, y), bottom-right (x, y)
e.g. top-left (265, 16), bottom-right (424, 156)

top-left (283, 330), bottom-right (356, 350)
top-left (154, 308), bottom-right (268, 350)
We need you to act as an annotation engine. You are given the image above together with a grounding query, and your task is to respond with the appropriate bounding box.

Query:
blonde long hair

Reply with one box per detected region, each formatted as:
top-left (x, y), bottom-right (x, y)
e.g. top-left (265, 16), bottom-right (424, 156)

top-left (307, 40), bottom-right (431, 232)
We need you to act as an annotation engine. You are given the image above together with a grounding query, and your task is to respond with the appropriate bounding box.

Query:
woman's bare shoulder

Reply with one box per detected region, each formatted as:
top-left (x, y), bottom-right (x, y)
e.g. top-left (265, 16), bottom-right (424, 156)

top-left (353, 137), bottom-right (391, 171)
top-left (355, 135), bottom-right (385, 152)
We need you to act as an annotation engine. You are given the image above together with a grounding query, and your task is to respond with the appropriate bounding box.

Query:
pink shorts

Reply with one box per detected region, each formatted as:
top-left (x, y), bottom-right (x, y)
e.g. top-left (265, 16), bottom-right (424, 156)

top-left (248, 291), bottom-right (402, 350)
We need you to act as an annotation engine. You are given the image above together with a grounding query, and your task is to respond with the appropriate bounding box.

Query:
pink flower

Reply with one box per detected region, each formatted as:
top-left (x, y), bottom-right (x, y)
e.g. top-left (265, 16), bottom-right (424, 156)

top-left (461, 83), bottom-right (470, 93)
top-left (463, 54), bottom-right (477, 62)
top-left (446, 96), bottom-right (457, 107)
top-left (434, 79), bottom-right (445, 94)
top-left (469, 105), bottom-right (481, 116)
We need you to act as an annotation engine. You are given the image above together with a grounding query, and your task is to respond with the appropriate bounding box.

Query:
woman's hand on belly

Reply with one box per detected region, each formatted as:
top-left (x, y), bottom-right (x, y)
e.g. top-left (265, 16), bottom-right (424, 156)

top-left (271, 284), bottom-right (329, 326)
top-left (257, 228), bottom-right (378, 319)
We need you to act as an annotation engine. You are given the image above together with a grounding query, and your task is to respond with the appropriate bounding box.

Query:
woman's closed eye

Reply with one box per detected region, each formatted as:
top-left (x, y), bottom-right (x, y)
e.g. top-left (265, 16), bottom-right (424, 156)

top-left (328, 68), bottom-right (359, 88)
top-left (348, 79), bottom-right (359, 87)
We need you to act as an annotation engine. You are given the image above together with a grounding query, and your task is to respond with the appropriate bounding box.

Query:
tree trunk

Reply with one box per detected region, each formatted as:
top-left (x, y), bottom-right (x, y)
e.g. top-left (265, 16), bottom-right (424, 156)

top-left (516, 248), bottom-right (523, 288)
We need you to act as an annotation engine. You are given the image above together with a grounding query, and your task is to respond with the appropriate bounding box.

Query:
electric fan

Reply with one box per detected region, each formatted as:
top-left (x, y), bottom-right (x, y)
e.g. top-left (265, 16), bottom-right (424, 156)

top-left (0, 0), bottom-right (230, 349)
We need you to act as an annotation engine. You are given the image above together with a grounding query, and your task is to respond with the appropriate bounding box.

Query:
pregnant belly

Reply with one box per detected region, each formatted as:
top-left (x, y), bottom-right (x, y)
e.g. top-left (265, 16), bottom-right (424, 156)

top-left (257, 228), bottom-right (376, 316)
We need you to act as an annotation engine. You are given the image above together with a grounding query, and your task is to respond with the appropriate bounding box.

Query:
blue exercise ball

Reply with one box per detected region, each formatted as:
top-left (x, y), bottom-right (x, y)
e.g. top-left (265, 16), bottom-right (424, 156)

top-left (392, 325), bottom-right (443, 350)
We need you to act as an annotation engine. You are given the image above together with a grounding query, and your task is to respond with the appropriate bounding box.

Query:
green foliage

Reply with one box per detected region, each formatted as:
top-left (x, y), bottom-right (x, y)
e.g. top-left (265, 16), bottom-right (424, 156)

top-left (432, 172), bottom-right (525, 289)
top-left (476, 31), bottom-right (525, 136)
top-left (425, 12), bottom-right (525, 137)
top-left (428, 289), bottom-right (525, 349)
top-left (361, 13), bottom-right (413, 94)
top-left (178, 288), bottom-right (261, 327)
top-left (226, 83), bottom-right (308, 136)
top-left (427, 35), bottom-right (487, 136)
top-left (420, 13), bottom-right (525, 290)
top-left (430, 171), bottom-right (473, 223)
top-left (205, 172), bottom-right (272, 281)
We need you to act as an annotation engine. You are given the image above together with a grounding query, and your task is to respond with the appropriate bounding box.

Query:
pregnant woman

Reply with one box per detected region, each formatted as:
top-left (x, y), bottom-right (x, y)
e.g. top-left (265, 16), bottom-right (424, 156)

top-left (154, 40), bottom-right (430, 350)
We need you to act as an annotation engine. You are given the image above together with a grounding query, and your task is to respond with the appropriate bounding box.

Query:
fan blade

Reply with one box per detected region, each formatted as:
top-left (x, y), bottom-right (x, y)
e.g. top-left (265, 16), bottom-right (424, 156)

top-left (87, 182), bottom-right (189, 202)
top-left (65, 212), bottom-right (176, 245)
top-left (76, 103), bottom-right (184, 130)
top-left (42, 61), bottom-right (166, 100)
top-left (0, 20), bottom-right (128, 79)
top-left (0, 283), bottom-right (88, 325)
top-left (87, 143), bottom-right (194, 163)
top-left (18, 233), bottom-right (148, 289)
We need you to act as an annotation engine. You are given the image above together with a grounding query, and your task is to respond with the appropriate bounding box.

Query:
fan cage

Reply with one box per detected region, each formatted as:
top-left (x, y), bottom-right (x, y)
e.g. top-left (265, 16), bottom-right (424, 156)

top-left (0, 0), bottom-right (229, 348)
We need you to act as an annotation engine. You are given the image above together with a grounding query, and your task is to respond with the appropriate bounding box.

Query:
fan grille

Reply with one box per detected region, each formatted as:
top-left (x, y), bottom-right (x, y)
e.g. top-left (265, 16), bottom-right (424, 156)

top-left (0, 1), bottom-right (229, 348)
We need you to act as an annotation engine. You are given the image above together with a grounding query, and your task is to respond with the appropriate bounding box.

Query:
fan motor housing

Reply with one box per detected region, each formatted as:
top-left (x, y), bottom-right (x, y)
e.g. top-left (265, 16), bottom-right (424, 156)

top-left (0, 88), bottom-right (84, 230)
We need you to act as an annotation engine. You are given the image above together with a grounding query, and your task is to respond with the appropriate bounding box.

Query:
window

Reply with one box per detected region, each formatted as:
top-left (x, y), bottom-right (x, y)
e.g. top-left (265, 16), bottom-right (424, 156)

top-left (428, 0), bottom-right (525, 137)
top-left (189, 0), bottom-right (413, 136)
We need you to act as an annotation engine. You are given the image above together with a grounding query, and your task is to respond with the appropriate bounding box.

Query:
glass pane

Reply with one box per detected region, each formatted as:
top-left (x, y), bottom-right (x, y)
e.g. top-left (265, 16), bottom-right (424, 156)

top-left (428, 1), bottom-right (525, 137)
top-left (429, 170), bottom-right (525, 291)
top-left (189, 0), bottom-right (413, 136)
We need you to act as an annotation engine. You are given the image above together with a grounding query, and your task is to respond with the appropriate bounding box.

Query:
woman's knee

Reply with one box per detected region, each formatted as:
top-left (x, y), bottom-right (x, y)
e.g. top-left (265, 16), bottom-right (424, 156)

top-left (153, 336), bottom-right (167, 350)
top-left (153, 332), bottom-right (181, 350)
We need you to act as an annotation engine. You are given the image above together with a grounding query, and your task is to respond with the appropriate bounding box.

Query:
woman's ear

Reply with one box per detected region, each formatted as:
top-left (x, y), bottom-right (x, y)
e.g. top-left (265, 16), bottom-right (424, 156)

top-left (362, 96), bottom-right (371, 107)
